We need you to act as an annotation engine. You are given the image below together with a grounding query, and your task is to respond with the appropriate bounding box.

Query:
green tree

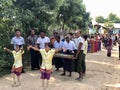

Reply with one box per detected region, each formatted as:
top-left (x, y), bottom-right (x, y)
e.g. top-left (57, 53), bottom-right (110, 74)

top-left (95, 16), bottom-right (105, 23)
top-left (0, 0), bottom-right (15, 76)
top-left (57, 0), bottom-right (90, 30)
top-left (107, 13), bottom-right (120, 23)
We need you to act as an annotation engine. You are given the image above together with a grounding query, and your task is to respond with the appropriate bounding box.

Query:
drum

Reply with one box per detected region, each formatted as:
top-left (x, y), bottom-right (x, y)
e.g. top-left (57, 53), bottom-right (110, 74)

top-left (54, 53), bottom-right (75, 59)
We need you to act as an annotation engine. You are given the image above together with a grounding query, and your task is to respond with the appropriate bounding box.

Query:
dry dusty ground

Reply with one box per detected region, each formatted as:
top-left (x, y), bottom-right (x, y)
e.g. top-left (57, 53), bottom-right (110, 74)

top-left (0, 46), bottom-right (120, 90)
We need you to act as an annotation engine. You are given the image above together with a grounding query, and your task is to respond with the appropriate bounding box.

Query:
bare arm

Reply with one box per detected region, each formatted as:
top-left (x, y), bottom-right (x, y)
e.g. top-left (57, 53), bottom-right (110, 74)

top-left (4, 47), bottom-right (12, 53)
top-left (75, 42), bottom-right (83, 57)
top-left (55, 48), bottom-right (63, 53)
top-left (28, 46), bottom-right (40, 52)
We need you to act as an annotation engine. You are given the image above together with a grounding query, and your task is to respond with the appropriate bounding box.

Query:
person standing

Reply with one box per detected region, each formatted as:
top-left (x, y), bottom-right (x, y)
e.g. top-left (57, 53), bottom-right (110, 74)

top-left (27, 29), bottom-right (40, 70)
top-left (61, 36), bottom-right (76, 77)
top-left (11, 29), bottom-right (25, 73)
top-left (82, 35), bottom-right (88, 76)
top-left (53, 35), bottom-right (63, 71)
top-left (106, 35), bottom-right (112, 57)
top-left (75, 30), bottom-right (84, 80)
top-left (36, 31), bottom-right (50, 65)
top-left (11, 29), bottom-right (25, 49)
top-left (118, 34), bottom-right (120, 60)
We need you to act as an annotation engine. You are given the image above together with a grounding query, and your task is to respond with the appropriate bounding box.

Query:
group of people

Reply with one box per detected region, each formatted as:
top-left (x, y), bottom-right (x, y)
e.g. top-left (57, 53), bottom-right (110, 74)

top-left (4, 28), bottom-right (120, 90)
top-left (4, 28), bottom-right (88, 89)
top-left (102, 34), bottom-right (120, 58)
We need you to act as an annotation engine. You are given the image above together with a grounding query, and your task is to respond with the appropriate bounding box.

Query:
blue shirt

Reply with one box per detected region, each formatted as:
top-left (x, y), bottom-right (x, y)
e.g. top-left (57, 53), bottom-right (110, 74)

top-left (11, 36), bottom-right (25, 49)
top-left (54, 41), bottom-right (63, 49)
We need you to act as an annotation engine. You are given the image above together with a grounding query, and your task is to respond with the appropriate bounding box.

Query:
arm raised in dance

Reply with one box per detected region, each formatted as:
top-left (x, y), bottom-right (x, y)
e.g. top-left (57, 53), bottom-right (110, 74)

top-left (27, 45), bottom-right (40, 52)
top-left (55, 48), bottom-right (63, 53)
top-left (4, 47), bottom-right (12, 53)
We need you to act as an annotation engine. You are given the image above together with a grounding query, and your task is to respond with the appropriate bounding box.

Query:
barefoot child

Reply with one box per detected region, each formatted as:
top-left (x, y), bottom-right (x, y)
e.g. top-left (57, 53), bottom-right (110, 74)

top-left (4, 45), bottom-right (24, 87)
top-left (28, 43), bottom-right (62, 90)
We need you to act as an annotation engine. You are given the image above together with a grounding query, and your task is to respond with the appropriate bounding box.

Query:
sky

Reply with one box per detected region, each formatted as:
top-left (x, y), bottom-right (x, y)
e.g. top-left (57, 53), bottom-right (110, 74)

top-left (83, 0), bottom-right (120, 19)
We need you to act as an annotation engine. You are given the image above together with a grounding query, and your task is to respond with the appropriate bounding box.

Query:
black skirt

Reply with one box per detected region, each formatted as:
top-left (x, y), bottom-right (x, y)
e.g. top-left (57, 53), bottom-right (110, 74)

top-left (54, 57), bottom-right (63, 68)
top-left (63, 50), bottom-right (75, 72)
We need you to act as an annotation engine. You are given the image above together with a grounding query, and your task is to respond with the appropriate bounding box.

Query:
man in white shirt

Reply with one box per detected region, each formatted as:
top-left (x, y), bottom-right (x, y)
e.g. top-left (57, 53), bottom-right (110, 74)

top-left (11, 29), bottom-right (25, 49)
top-left (82, 35), bottom-right (88, 76)
top-left (61, 36), bottom-right (76, 77)
top-left (74, 30), bottom-right (84, 80)
top-left (36, 31), bottom-right (50, 65)
top-left (37, 31), bottom-right (50, 49)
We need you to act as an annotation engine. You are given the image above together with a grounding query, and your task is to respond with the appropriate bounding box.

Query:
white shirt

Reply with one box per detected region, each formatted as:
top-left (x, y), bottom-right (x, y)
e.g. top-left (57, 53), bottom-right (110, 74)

top-left (74, 36), bottom-right (84, 50)
top-left (63, 41), bottom-right (76, 51)
top-left (83, 40), bottom-right (88, 55)
top-left (11, 36), bottom-right (25, 49)
top-left (54, 41), bottom-right (63, 48)
top-left (37, 36), bottom-right (50, 49)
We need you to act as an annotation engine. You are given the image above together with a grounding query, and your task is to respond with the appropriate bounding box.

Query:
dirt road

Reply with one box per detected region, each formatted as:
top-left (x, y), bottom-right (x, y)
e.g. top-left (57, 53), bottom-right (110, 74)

top-left (0, 46), bottom-right (120, 90)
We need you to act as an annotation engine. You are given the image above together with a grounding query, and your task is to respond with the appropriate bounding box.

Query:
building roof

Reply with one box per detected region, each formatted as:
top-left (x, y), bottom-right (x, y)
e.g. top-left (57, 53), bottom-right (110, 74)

top-left (99, 23), bottom-right (120, 28)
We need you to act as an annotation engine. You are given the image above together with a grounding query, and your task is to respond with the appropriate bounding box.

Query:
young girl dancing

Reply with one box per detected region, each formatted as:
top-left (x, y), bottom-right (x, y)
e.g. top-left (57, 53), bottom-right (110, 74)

top-left (4, 45), bottom-right (24, 87)
top-left (28, 43), bottom-right (62, 90)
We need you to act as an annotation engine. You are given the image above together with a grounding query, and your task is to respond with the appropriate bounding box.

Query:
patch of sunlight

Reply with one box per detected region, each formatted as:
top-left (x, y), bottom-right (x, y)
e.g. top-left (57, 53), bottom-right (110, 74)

top-left (86, 60), bottom-right (112, 66)
top-left (104, 83), bottom-right (120, 88)
top-left (29, 73), bottom-right (38, 77)
top-left (115, 65), bottom-right (120, 69)
top-left (50, 77), bottom-right (56, 81)
top-left (5, 77), bottom-right (13, 81)
top-left (112, 53), bottom-right (119, 58)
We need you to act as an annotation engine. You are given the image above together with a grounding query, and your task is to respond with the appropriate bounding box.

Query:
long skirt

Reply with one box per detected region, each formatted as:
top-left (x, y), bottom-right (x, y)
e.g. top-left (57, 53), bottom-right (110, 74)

top-left (54, 57), bottom-right (63, 69)
top-left (119, 46), bottom-right (120, 59)
top-left (88, 43), bottom-right (91, 53)
top-left (81, 54), bottom-right (86, 74)
top-left (107, 46), bottom-right (112, 57)
top-left (74, 50), bottom-right (83, 73)
top-left (63, 50), bottom-right (75, 72)
top-left (91, 41), bottom-right (94, 53)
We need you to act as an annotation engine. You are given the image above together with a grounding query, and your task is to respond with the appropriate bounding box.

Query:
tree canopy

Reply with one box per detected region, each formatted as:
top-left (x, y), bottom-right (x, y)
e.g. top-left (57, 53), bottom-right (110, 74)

top-left (0, 0), bottom-right (90, 76)
top-left (95, 13), bottom-right (120, 23)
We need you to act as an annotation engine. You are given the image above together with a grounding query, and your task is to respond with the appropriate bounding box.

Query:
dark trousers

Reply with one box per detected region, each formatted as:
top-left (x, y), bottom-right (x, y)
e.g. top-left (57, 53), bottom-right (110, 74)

top-left (82, 54), bottom-right (86, 73)
top-left (30, 48), bottom-right (40, 70)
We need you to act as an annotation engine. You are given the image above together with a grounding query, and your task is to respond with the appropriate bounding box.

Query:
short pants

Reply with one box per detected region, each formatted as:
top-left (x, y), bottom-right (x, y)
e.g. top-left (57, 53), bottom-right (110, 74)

top-left (40, 69), bottom-right (51, 80)
top-left (11, 66), bottom-right (22, 76)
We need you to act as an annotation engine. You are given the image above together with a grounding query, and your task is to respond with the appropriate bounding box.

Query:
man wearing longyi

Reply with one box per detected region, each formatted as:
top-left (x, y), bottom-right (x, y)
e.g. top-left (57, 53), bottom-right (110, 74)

top-left (61, 35), bottom-right (76, 77)
top-left (75, 30), bottom-right (84, 80)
